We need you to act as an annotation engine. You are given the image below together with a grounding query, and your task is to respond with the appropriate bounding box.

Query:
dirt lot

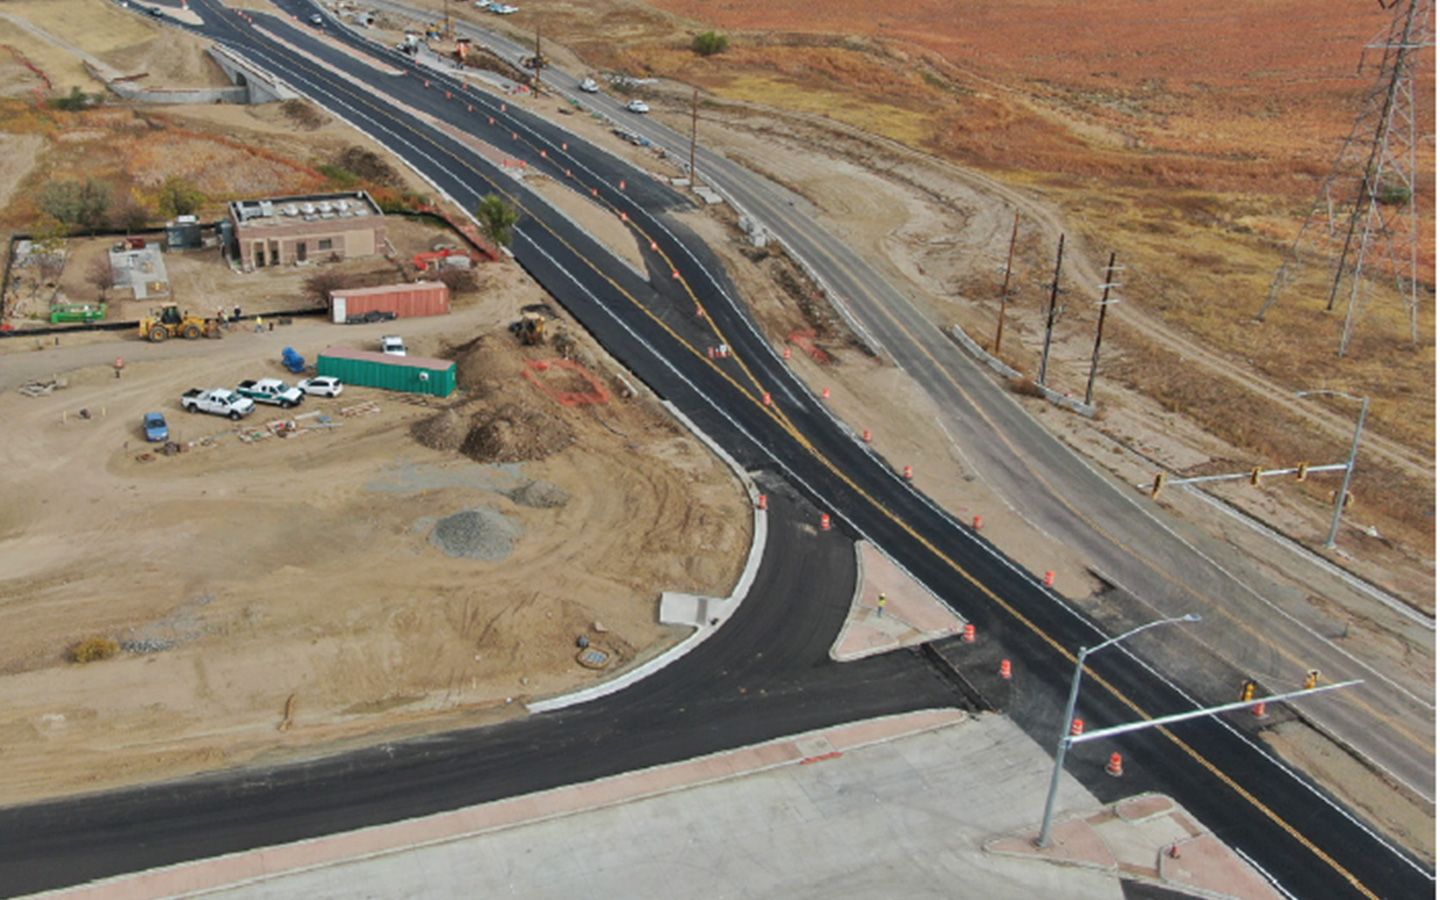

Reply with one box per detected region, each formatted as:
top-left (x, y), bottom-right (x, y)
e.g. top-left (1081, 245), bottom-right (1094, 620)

top-left (0, 253), bottom-right (750, 804)
top-left (0, 0), bottom-right (1430, 858)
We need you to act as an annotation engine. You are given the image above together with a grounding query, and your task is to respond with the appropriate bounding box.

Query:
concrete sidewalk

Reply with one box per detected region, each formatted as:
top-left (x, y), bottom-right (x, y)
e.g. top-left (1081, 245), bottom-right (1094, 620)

top-left (29, 711), bottom-right (1282, 900)
top-left (832, 541), bottom-right (967, 661)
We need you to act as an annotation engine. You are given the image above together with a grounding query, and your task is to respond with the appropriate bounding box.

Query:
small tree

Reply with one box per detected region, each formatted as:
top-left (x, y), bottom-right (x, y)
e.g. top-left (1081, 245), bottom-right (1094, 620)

top-left (75, 178), bottom-right (111, 234)
top-left (475, 194), bottom-right (519, 248)
top-left (437, 265), bottom-right (478, 295)
top-left (109, 193), bottom-right (151, 234)
top-left (86, 255), bottom-right (115, 300)
top-left (303, 270), bottom-right (355, 307)
top-left (31, 216), bottom-right (69, 284)
top-left (692, 31), bottom-right (729, 57)
top-left (157, 176), bottom-right (203, 218)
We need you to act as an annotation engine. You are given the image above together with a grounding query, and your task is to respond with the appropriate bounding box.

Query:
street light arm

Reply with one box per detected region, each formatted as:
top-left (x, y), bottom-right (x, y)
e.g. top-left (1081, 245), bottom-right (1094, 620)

top-left (1082, 613), bottom-right (1202, 662)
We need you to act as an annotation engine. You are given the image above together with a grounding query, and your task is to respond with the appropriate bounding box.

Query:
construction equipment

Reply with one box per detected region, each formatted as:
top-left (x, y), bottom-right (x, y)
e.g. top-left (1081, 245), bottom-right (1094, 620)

top-left (139, 304), bottom-right (221, 342)
top-left (413, 247), bottom-right (473, 272)
top-left (510, 311), bottom-right (547, 345)
top-left (519, 54), bottom-right (549, 70)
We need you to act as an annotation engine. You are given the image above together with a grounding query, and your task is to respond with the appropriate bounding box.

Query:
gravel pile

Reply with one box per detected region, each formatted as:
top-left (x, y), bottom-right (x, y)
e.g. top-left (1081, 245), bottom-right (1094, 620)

top-left (121, 638), bottom-right (177, 654)
top-left (430, 507), bottom-right (524, 561)
top-left (507, 479), bottom-right (569, 509)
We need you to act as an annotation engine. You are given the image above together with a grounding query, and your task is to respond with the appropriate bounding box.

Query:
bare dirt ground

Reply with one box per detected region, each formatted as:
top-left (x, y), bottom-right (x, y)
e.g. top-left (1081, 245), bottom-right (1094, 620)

top-left (0, 248), bottom-right (750, 804)
top-left (0, 0), bottom-right (1430, 860)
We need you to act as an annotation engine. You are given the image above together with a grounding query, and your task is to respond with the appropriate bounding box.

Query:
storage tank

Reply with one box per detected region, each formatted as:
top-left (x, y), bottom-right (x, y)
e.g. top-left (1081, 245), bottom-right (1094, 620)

top-left (316, 346), bottom-right (456, 397)
top-left (329, 281), bottom-right (451, 324)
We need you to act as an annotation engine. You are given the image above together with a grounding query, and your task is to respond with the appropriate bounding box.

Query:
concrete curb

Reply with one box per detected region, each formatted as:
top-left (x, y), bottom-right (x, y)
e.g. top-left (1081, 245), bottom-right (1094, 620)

top-left (946, 324), bottom-right (1096, 418)
top-left (526, 400), bottom-right (765, 713)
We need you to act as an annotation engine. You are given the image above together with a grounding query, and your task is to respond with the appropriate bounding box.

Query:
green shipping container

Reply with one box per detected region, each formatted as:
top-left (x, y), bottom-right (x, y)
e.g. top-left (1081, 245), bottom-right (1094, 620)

top-left (316, 345), bottom-right (456, 397)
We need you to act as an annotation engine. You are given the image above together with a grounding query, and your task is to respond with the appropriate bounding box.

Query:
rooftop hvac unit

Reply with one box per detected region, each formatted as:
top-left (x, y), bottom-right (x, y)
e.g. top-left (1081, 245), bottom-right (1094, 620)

top-left (284, 204), bottom-right (300, 216)
top-left (318, 201), bottom-right (333, 213)
top-left (259, 201), bottom-right (275, 217)
top-left (334, 200), bottom-right (349, 211)
top-left (353, 207), bottom-right (370, 217)
top-left (300, 203), bottom-right (316, 215)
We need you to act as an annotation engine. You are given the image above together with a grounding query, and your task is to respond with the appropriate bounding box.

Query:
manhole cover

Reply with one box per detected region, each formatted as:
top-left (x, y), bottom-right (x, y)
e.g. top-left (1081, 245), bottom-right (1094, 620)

top-left (577, 647), bottom-right (611, 669)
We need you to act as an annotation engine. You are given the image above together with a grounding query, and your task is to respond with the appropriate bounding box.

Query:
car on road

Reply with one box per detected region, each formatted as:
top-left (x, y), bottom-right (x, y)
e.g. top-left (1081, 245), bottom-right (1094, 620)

top-left (381, 335), bottom-right (407, 356)
top-left (579, 77), bottom-right (599, 93)
top-left (297, 376), bottom-right (344, 398)
top-left (625, 99), bottom-right (650, 114)
top-left (143, 412), bottom-right (169, 442)
top-left (309, 13), bottom-right (323, 25)
top-left (147, 5), bottom-right (163, 16)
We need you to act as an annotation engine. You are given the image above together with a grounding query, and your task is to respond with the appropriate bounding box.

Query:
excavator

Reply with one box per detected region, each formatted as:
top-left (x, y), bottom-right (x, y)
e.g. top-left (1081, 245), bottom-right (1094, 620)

top-left (139, 303), bottom-right (222, 342)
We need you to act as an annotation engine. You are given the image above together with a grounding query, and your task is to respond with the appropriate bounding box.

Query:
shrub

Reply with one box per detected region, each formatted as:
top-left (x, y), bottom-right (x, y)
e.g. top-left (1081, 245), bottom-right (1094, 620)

top-left (157, 176), bottom-right (203, 218)
top-left (48, 86), bottom-right (92, 111)
top-left (68, 638), bottom-right (119, 663)
top-left (304, 270), bottom-right (355, 305)
top-left (693, 31), bottom-right (729, 57)
top-left (437, 266), bottom-right (478, 295)
top-left (475, 194), bottom-right (519, 248)
top-left (1009, 375), bottom-right (1046, 398)
top-left (316, 163), bottom-right (361, 188)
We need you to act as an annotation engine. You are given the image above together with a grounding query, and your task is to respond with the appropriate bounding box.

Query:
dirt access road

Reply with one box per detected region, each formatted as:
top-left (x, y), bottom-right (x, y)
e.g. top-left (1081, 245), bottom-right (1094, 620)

top-left (0, 270), bottom-right (750, 804)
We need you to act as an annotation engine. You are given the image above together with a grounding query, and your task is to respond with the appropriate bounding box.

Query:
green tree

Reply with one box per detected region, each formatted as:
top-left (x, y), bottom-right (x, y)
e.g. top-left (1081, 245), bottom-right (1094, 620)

top-left (475, 194), bottom-right (519, 248)
top-left (692, 31), bottom-right (729, 57)
top-left (48, 86), bottom-right (91, 111)
top-left (41, 178), bottom-right (112, 233)
top-left (157, 176), bottom-right (204, 218)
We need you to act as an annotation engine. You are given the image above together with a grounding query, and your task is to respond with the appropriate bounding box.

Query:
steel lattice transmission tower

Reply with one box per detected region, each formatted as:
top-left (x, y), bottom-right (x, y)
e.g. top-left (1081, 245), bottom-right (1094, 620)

top-left (1256, 0), bottom-right (1434, 357)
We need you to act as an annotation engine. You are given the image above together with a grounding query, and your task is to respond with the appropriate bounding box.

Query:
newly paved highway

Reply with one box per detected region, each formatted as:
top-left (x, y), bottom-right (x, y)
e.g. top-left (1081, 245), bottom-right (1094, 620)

top-left (2, 4), bottom-right (1430, 898)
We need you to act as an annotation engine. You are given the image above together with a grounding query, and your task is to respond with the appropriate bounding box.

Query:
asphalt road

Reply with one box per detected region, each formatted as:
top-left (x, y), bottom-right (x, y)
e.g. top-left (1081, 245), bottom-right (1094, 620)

top-left (2, 5), bottom-right (1431, 899)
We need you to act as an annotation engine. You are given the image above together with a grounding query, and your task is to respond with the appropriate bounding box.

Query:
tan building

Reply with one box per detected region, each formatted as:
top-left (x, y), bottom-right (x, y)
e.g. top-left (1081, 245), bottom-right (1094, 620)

top-left (227, 191), bottom-right (386, 272)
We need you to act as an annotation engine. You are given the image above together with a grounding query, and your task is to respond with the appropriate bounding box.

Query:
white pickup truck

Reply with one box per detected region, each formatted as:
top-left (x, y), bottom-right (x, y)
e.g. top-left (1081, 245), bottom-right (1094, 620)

top-left (181, 388), bottom-right (256, 420)
top-left (236, 378), bottom-right (305, 409)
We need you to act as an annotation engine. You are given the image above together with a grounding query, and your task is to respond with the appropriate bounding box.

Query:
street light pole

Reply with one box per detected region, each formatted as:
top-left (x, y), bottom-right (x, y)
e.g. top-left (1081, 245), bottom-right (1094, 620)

top-left (1036, 613), bottom-right (1201, 849)
top-left (1296, 390), bottom-right (1369, 548)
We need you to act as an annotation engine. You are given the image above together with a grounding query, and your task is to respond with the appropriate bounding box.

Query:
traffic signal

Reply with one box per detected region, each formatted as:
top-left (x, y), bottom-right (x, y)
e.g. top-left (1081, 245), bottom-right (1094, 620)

top-left (1249, 467), bottom-right (1262, 486)
top-left (1241, 679), bottom-right (1257, 702)
top-left (1150, 472), bottom-right (1167, 499)
top-left (1296, 462), bottom-right (1308, 482)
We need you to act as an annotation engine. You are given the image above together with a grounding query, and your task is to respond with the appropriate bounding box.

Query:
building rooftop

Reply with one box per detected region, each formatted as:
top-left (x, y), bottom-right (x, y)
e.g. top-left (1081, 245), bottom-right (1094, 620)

top-left (230, 191), bottom-right (382, 229)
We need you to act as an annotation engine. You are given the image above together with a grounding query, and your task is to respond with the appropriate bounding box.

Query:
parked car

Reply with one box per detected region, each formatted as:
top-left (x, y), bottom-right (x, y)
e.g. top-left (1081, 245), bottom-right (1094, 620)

top-left (143, 412), bottom-right (169, 442)
top-left (297, 376), bottom-right (345, 398)
top-left (579, 77), bottom-right (600, 93)
top-left (381, 335), bottom-right (407, 356)
top-left (625, 99), bottom-right (650, 114)
top-left (490, 3), bottom-right (518, 13)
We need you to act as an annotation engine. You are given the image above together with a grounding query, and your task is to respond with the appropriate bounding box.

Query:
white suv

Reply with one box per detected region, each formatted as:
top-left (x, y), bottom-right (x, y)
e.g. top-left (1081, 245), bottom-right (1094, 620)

top-left (381, 336), bottom-right (407, 356)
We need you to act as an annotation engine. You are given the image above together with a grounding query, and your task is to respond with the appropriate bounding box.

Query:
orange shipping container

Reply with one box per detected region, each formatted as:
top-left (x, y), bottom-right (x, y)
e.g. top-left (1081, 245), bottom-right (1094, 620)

top-left (331, 281), bottom-right (451, 323)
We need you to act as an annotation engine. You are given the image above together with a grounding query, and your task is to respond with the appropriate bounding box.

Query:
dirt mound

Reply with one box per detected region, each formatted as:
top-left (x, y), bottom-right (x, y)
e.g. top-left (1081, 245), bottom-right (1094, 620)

top-left (410, 408), bottom-right (469, 452)
top-left (461, 403), bottom-right (575, 463)
top-left (507, 480), bottom-right (570, 509)
top-left (451, 334), bottom-right (515, 398)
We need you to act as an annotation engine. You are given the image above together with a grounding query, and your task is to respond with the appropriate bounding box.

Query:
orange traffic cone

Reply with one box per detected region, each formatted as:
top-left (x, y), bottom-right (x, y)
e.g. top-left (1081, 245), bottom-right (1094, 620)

top-left (1070, 718), bottom-right (1084, 736)
top-left (1107, 753), bottom-right (1124, 777)
top-left (820, 513), bottom-right (831, 531)
top-left (999, 659), bottom-right (1012, 679)
top-left (758, 494), bottom-right (767, 511)
top-left (962, 623), bottom-right (976, 643)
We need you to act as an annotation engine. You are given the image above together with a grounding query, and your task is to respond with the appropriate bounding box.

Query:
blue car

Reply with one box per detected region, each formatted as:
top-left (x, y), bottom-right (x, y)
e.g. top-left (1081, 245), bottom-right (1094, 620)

top-left (143, 412), bottom-right (169, 442)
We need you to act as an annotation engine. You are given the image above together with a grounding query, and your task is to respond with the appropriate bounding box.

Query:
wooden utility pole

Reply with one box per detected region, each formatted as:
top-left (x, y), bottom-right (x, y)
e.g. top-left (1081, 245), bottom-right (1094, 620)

top-left (689, 89), bottom-right (699, 187)
top-left (994, 211), bottom-right (1019, 355)
top-left (1038, 234), bottom-right (1064, 385)
top-left (532, 31), bottom-right (543, 94)
top-left (1084, 252), bottom-right (1122, 407)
